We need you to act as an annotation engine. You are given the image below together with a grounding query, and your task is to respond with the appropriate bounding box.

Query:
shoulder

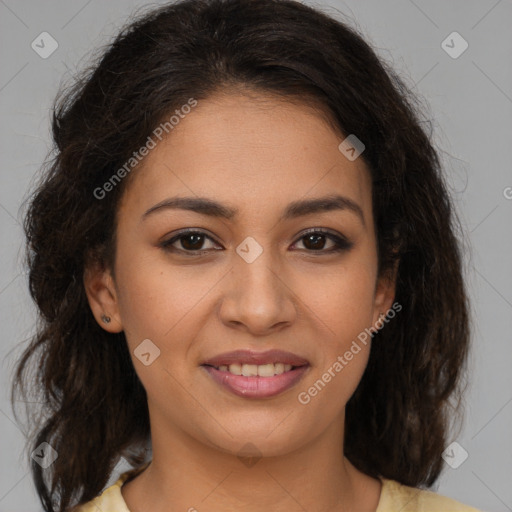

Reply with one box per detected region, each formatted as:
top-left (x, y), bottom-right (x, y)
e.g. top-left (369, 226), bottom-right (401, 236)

top-left (71, 463), bottom-right (150, 512)
top-left (73, 471), bottom-right (482, 512)
top-left (378, 478), bottom-right (481, 512)
top-left (71, 477), bottom-right (128, 512)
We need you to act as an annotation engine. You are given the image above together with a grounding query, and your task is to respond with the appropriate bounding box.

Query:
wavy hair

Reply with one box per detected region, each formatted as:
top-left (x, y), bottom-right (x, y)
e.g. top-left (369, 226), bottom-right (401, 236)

top-left (11, 0), bottom-right (470, 511)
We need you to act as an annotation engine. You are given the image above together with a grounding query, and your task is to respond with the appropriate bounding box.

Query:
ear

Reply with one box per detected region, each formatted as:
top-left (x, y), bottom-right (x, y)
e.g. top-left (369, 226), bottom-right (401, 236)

top-left (83, 260), bottom-right (123, 333)
top-left (372, 260), bottom-right (399, 326)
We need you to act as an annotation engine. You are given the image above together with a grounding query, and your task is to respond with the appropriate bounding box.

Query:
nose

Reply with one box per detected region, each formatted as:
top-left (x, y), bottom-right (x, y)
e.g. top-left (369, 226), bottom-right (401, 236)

top-left (219, 248), bottom-right (297, 336)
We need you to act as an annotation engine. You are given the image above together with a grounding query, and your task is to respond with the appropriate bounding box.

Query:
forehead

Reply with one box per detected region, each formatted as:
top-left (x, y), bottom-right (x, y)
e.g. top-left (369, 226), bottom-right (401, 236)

top-left (119, 92), bottom-right (372, 223)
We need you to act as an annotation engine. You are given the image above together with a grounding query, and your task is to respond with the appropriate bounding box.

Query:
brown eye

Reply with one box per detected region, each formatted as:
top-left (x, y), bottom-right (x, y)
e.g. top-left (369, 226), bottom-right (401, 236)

top-left (179, 233), bottom-right (206, 250)
top-left (161, 230), bottom-right (220, 253)
top-left (292, 229), bottom-right (353, 253)
top-left (302, 233), bottom-right (330, 250)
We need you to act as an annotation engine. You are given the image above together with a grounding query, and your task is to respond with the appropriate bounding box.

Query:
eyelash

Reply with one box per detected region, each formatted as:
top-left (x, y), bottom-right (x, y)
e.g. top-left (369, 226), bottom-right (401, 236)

top-left (160, 228), bottom-right (353, 255)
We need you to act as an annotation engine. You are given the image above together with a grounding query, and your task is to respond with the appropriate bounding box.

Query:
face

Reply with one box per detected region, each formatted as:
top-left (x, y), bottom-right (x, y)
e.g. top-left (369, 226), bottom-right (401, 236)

top-left (85, 90), bottom-right (395, 458)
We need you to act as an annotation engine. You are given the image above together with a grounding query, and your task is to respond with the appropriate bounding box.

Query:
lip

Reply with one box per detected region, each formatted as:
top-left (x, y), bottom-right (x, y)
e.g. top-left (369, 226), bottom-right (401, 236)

top-left (201, 349), bottom-right (310, 367)
top-left (202, 364), bottom-right (310, 398)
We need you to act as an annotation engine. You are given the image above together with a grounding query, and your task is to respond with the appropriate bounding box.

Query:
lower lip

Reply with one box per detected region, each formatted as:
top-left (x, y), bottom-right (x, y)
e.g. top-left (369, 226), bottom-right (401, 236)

top-left (201, 365), bottom-right (309, 398)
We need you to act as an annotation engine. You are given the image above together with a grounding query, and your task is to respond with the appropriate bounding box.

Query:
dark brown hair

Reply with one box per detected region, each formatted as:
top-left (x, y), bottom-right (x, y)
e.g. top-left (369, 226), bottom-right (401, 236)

top-left (11, 0), bottom-right (470, 511)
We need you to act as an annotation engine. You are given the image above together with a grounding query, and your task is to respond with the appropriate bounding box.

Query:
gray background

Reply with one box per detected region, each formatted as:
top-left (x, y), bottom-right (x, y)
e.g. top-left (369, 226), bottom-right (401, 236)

top-left (1, 0), bottom-right (511, 511)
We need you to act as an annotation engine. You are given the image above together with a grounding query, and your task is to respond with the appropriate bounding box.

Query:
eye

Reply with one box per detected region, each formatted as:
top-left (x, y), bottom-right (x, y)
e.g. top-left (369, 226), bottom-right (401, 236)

top-left (160, 228), bottom-right (353, 255)
top-left (160, 230), bottom-right (221, 253)
top-left (292, 228), bottom-right (353, 253)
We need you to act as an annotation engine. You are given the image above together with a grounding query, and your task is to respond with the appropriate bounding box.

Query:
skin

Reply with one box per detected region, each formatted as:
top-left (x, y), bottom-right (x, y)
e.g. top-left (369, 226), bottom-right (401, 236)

top-left (84, 89), bottom-right (397, 512)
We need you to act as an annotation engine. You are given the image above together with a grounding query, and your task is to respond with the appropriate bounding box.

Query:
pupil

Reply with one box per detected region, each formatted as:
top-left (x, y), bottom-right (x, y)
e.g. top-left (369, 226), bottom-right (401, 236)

top-left (306, 234), bottom-right (325, 250)
top-left (182, 234), bottom-right (203, 250)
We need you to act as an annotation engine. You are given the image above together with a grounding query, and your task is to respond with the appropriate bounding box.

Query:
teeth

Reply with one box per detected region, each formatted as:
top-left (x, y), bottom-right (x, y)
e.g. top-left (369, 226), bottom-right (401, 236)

top-left (258, 363), bottom-right (276, 377)
top-left (216, 363), bottom-right (294, 376)
top-left (242, 364), bottom-right (258, 377)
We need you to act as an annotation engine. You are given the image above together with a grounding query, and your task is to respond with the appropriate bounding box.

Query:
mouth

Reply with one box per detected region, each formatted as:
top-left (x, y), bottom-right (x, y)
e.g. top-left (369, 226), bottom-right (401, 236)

top-left (200, 349), bottom-right (310, 398)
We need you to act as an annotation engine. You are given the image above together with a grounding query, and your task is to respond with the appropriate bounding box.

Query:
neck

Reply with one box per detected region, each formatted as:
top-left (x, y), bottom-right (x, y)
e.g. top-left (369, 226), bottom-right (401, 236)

top-left (121, 412), bottom-right (382, 512)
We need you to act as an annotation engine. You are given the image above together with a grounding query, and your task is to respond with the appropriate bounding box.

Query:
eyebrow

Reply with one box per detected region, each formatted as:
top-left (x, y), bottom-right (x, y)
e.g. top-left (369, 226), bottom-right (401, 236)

top-left (142, 194), bottom-right (365, 226)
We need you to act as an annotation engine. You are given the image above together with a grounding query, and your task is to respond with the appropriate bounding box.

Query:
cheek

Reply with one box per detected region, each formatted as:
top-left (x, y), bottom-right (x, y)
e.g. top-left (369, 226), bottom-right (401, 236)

top-left (113, 248), bottom-right (222, 346)
top-left (332, 269), bottom-right (376, 337)
top-left (305, 254), bottom-right (377, 339)
top-left (298, 267), bottom-right (376, 409)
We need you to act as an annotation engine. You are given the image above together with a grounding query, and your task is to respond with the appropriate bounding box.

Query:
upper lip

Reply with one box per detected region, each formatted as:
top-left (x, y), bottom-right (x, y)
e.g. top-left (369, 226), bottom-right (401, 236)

top-left (202, 349), bottom-right (310, 367)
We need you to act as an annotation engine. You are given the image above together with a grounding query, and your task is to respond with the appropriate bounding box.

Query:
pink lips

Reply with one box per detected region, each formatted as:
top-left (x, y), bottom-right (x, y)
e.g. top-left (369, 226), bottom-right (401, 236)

top-left (202, 349), bottom-right (309, 367)
top-left (202, 365), bottom-right (309, 398)
top-left (201, 349), bottom-right (310, 399)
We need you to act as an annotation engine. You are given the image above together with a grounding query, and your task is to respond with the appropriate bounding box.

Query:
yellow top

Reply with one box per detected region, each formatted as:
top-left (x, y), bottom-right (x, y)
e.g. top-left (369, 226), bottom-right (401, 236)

top-left (74, 463), bottom-right (481, 512)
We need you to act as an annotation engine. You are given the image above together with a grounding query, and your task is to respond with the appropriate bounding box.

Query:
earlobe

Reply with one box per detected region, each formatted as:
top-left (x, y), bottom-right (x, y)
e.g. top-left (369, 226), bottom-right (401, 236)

top-left (372, 261), bottom-right (399, 326)
top-left (83, 263), bottom-right (123, 333)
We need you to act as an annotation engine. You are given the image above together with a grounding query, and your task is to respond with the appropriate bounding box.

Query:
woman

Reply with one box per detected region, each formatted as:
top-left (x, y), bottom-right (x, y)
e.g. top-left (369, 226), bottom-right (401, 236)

top-left (12, 0), bottom-right (479, 510)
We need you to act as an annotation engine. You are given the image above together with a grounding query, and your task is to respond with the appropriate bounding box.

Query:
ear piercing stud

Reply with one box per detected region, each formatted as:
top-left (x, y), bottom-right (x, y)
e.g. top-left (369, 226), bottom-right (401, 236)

top-left (101, 315), bottom-right (111, 324)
